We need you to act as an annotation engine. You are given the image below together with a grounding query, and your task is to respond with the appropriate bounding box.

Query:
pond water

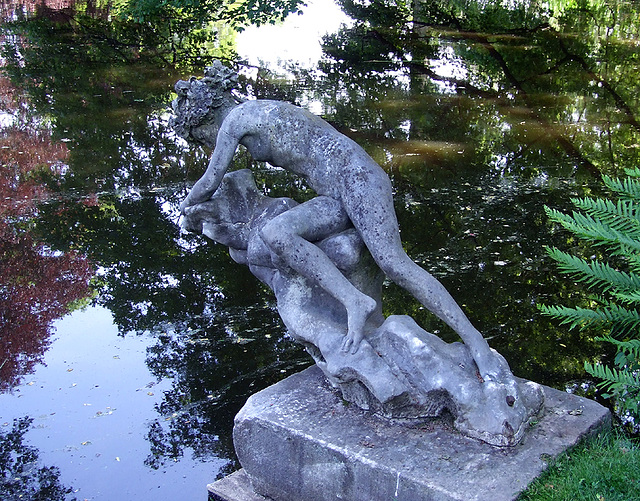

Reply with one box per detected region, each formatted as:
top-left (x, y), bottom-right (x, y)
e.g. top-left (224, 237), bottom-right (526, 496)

top-left (1, 0), bottom-right (639, 499)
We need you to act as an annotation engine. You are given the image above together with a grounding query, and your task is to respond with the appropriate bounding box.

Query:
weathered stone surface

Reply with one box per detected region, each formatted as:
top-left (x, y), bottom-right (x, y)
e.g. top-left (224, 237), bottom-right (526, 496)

top-left (171, 61), bottom-right (536, 414)
top-left (222, 366), bottom-right (611, 501)
top-left (208, 470), bottom-right (267, 501)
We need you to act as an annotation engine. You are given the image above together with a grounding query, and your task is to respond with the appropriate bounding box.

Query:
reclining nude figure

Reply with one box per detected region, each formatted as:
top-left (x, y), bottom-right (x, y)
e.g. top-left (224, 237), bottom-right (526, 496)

top-left (181, 169), bottom-right (544, 446)
top-left (174, 62), bottom-right (509, 385)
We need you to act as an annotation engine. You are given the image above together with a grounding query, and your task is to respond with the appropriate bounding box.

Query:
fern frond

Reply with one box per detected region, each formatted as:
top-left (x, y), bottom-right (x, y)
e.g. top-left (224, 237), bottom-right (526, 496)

top-left (539, 304), bottom-right (605, 329)
top-left (594, 337), bottom-right (640, 358)
top-left (599, 303), bottom-right (640, 335)
top-left (570, 197), bottom-right (640, 236)
top-left (545, 247), bottom-right (640, 296)
top-left (628, 254), bottom-right (640, 274)
top-left (547, 173), bottom-right (640, 420)
top-left (611, 289), bottom-right (640, 305)
top-left (624, 167), bottom-right (640, 179)
top-left (584, 361), bottom-right (640, 390)
top-left (571, 211), bottom-right (640, 248)
top-left (545, 207), bottom-right (640, 252)
top-left (539, 302), bottom-right (640, 333)
top-left (603, 174), bottom-right (640, 202)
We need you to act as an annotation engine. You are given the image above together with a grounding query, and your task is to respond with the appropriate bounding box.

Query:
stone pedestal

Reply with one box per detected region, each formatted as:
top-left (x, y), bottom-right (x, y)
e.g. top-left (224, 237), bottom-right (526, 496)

top-left (208, 366), bottom-right (610, 501)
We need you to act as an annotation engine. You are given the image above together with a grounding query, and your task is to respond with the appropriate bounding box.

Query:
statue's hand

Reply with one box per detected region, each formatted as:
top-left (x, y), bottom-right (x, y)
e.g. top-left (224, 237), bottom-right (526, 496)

top-left (475, 350), bottom-right (513, 384)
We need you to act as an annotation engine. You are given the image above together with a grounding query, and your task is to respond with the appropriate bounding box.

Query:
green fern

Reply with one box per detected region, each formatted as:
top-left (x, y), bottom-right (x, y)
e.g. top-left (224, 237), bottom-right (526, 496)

top-left (571, 197), bottom-right (640, 236)
top-left (545, 207), bottom-right (640, 253)
top-left (628, 254), bottom-right (640, 275)
top-left (623, 167), bottom-right (640, 178)
top-left (597, 337), bottom-right (640, 358)
top-left (543, 172), bottom-right (640, 424)
top-left (603, 173), bottom-right (640, 202)
top-left (585, 362), bottom-right (640, 390)
top-left (584, 359), bottom-right (640, 416)
top-left (600, 337), bottom-right (640, 370)
top-left (545, 247), bottom-right (640, 297)
top-left (539, 302), bottom-right (640, 335)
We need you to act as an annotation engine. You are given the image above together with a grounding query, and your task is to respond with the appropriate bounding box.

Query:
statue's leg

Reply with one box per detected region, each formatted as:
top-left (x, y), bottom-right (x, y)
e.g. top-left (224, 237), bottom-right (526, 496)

top-left (259, 196), bottom-right (378, 353)
top-left (340, 163), bottom-right (509, 381)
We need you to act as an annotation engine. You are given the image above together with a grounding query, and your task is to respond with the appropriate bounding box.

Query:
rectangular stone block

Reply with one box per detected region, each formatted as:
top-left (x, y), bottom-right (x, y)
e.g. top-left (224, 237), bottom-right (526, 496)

top-left (210, 366), bottom-right (610, 501)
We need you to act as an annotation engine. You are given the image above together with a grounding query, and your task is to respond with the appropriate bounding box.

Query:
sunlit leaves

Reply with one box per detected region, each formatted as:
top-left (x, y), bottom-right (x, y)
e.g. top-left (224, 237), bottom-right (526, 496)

top-left (117, 0), bottom-right (305, 29)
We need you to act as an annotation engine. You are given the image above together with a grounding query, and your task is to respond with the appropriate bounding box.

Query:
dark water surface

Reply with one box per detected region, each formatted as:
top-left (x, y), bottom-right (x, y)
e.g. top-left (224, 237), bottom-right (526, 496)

top-left (1, 0), bottom-right (639, 499)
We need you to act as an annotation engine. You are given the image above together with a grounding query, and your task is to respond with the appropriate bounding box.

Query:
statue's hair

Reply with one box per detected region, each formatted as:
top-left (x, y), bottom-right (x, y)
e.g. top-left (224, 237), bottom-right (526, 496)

top-left (201, 61), bottom-right (238, 95)
top-left (170, 61), bottom-right (239, 141)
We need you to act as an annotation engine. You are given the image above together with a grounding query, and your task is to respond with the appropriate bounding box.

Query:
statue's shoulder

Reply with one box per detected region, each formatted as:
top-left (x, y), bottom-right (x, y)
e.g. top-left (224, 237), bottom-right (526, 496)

top-left (226, 100), bottom-right (329, 134)
top-left (233, 99), bottom-right (298, 112)
top-left (224, 99), bottom-right (286, 120)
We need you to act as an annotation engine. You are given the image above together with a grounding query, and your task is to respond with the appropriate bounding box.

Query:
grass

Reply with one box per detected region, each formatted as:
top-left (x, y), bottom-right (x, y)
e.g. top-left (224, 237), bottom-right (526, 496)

top-left (518, 429), bottom-right (640, 501)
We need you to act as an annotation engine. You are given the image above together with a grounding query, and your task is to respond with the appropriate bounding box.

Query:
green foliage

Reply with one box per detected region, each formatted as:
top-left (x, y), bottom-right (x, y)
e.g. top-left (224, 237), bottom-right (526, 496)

top-left (116, 0), bottom-right (304, 28)
top-left (542, 170), bottom-right (640, 423)
top-left (518, 429), bottom-right (640, 501)
top-left (585, 337), bottom-right (640, 417)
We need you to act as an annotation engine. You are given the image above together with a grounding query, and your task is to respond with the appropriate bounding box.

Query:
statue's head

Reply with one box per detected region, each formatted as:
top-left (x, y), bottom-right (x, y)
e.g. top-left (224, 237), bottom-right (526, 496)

top-left (170, 61), bottom-right (239, 147)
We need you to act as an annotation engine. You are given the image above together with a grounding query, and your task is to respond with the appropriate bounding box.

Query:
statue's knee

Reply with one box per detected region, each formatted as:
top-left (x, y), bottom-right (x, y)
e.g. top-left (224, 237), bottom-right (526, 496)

top-left (373, 252), bottom-right (414, 283)
top-left (372, 252), bottom-right (397, 274)
top-left (260, 222), bottom-right (287, 253)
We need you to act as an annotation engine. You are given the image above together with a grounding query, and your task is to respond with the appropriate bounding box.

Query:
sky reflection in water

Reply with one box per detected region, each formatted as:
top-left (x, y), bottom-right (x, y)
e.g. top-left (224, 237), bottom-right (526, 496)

top-left (0, 306), bottom-right (224, 499)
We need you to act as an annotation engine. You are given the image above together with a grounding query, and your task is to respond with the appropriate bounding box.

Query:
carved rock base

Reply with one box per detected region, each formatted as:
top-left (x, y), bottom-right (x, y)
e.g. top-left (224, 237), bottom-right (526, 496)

top-left (209, 366), bottom-right (610, 501)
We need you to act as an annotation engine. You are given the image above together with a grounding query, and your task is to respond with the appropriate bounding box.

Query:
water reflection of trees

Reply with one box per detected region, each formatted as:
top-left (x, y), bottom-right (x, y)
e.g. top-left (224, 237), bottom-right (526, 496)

top-left (0, 417), bottom-right (75, 501)
top-left (34, 180), bottom-right (310, 469)
top-left (0, 0), bottom-right (311, 477)
top-left (315, 0), bottom-right (639, 178)
top-left (0, 75), bottom-right (93, 391)
top-left (143, 308), bottom-right (309, 473)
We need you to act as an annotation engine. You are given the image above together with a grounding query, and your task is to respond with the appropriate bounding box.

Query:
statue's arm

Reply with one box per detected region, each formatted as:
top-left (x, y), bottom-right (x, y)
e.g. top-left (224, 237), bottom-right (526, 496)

top-left (180, 128), bottom-right (241, 211)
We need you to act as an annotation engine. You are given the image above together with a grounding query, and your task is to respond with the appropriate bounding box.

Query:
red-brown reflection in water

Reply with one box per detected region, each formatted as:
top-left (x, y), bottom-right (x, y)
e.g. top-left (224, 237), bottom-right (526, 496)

top-left (0, 73), bottom-right (94, 391)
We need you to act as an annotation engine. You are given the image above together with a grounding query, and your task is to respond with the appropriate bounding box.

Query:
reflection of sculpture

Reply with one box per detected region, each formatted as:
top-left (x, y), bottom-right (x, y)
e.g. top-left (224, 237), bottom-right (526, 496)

top-left (174, 62), bottom-right (544, 445)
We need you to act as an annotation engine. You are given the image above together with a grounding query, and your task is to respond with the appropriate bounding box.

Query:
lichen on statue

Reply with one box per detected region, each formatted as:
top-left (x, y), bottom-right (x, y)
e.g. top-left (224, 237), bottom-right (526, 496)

top-left (174, 62), bottom-right (545, 446)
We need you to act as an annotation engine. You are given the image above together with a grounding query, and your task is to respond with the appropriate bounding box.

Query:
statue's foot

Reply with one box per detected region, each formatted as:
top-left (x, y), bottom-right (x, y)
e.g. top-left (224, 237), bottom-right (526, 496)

top-left (341, 295), bottom-right (378, 354)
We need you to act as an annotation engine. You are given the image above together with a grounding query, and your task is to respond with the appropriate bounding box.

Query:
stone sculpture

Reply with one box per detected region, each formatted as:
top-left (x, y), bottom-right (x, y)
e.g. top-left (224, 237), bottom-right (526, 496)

top-left (174, 62), bottom-right (544, 446)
